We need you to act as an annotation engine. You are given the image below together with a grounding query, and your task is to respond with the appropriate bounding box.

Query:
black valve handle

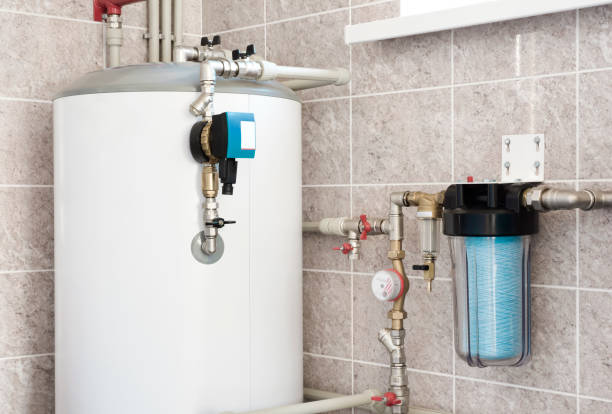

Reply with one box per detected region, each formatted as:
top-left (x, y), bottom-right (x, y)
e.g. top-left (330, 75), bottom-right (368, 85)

top-left (205, 217), bottom-right (237, 229)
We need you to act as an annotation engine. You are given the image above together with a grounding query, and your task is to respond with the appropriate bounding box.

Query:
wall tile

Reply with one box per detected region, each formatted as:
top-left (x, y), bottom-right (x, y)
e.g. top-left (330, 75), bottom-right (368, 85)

top-left (454, 75), bottom-right (576, 181)
top-left (0, 188), bottom-right (53, 271)
top-left (455, 379), bottom-right (575, 413)
top-left (303, 271), bottom-right (352, 358)
top-left (580, 290), bottom-right (612, 399)
top-left (0, 272), bottom-right (54, 358)
top-left (351, 1), bottom-right (399, 25)
top-left (353, 363), bottom-right (453, 413)
top-left (0, 0), bottom-right (91, 20)
top-left (0, 355), bottom-right (54, 414)
top-left (353, 276), bottom-right (453, 374)
top-left (580, 398), bottom-right (612, 413)
top-left (304, 354), bottom-right (352, 394)
top-left (117, 27), bottom-right (148, 66)
top-left (532, 194), bottom-right (576, 287)
top-left (302, 187), bottom-right (351, 271)
top-left (267, 0), bottom-right (348, 22)
top-left (183, 0), bottom-right (202, 35)
top-left (203, 0), bottom-right (264, 33)
top-left (266, 10), bottom-right (350, 100)
top-left (579, 70), bottom-right (612, 179)
top-left (212, 27), bottom-right (265, 54)
top-left (302, 99), bottom-right (350, 185)
top-left (351, 29), bottom-right (450, 95)
top-left (579, 182), bottom-right (612, 289)
top-left (0, 101), bottom-right (53, 185)
top-left (121, 0), bottom-right (200, 34)
top-left (351, 184), bottom-right (451, 278)
top-left (454, 12), bottom-right (576, 83)
top-left (0, 13), bottom-right (103, 100)
top-left (455, 287), bottom-right (576, 393)
top-left (121, 1), bottom-right (147, 29)
top-left (352, 89), bottom-right (452, 184)
top-left (579, 5), bottom-right (612, 70)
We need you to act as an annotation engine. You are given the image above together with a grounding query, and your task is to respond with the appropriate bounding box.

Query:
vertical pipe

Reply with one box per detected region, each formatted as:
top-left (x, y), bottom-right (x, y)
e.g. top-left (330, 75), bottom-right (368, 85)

top-left (161, 0), bottom-right (172, 62)
top-left (172, 0), bottom-right (183, 61)
top-left (148, 0), bottom-right (160, 62)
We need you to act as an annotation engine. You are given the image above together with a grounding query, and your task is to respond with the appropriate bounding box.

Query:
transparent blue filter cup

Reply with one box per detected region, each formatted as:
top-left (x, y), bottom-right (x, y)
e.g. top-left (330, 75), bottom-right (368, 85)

top-left (450, 235), bottom-right (532, 367)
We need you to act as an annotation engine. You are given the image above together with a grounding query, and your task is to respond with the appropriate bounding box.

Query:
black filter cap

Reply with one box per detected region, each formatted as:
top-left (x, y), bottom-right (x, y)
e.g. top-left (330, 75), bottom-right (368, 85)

top-left (443, 183), bottom-right (539, 237)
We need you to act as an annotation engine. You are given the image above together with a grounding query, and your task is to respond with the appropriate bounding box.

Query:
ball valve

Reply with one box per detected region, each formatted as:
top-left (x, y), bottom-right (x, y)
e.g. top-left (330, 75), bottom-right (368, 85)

top-left (371, 269), bottom-right (405, 302)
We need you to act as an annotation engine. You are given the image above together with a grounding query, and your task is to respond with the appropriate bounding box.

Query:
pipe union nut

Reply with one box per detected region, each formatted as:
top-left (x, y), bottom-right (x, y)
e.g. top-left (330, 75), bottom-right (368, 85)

top-left (524, 187), bottom-right (548, 211)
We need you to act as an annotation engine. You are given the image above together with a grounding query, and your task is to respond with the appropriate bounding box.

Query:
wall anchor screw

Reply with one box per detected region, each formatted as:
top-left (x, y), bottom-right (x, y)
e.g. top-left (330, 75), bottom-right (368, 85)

top-left (534, 136), bottom-right (541, 151)
top-left (534, 161), bottom-right (540, 175)
top-left (505, 161), bottom-right (511, 175)
top-left (505, 138), bottom-right (511, 152)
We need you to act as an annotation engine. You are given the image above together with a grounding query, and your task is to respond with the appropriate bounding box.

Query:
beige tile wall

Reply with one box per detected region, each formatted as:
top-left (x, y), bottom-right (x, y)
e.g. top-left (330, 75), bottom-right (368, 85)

top-left (202, 1), bottom-right (612, 413)
top-left (0, 0), bottom-right (201, 412)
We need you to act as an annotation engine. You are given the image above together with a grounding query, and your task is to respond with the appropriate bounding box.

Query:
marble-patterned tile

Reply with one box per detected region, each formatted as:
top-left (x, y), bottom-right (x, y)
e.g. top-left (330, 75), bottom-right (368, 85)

top-left (302, 99), bottom-right (350, 185)
top-left (182, 0), bottom-right (202, 35)
top-left (579, 5), bottom-right (612, 70)
top-left (579, 182), bottom-right (612, 289)
top-left (0, 0), bottom-right (91, 20)
top-left (352, 89), bottom-right (452, 184)
top-left (304, 354), bottom-right (352, 395)
top-left (531, 190), bottom-right (577, 287)
top-left (455, 379), bottom-right (575, 414)
top-left (351, 184), bottom-right (451, 279)
top-left (0, 188), bottom-right (54, 271)
top-left (121, 1), bottom-right (147, 29)
top-left (0, 355), bottom-right (54, 414)
top-left (303, 271), bottom-right (352, 358)
top-left (580, 397), bottom-right (612, 413)
top-left (353, 363), bottom-right (453, 413)
top-left (0, 13), bottom-right (103, 100)
top-left (267, 0), bottom-right (348, 22)
top-left (203, 0), bottom-right (264, 33)
top-left (302, 187), bottom-right (351, 272)
top-left (455, 287), bottom-right (576, 393)
top-left (266, 10), bottom-right (350, 100)
top-left (353, 276), bottom-right (453, 374)
top-left (454, 75), bottom-right (576, 182)
top-left (351, 28), bottom-right (450, 95)
top-left (454, 12), bottom-right (576, 83)
top-left (0, 101), bottom-right (53, 185)
top-left (351, 0), bottom-right (400, 25)
top-left (211, 27), bottom-right (265, 56)
top-left (0, 272), bottom-right (54, 358)
top-left (579, 71), bottom-right (612, 179)
top-left (116, 27), bottom-right (148, 66)
top-left (580, 290), bottom-right (612, 400)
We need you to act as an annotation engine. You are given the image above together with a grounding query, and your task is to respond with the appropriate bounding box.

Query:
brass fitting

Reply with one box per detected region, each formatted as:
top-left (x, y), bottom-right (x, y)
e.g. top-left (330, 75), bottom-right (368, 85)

top-left (388, 240), bottom-right (409, 330)
top-left (201, 164), bottom-right (219, 198)
top-left (423, 256), bottom-right (435, 292)
top-left (404, 191), bottom-right (445, 218)
top-left (200, 121), bottom-right (218, 164)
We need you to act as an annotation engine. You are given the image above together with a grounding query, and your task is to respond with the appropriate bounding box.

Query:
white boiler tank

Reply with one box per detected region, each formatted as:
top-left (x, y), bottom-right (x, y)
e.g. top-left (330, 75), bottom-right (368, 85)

top-left (53, 64), bottom-right (303, 414)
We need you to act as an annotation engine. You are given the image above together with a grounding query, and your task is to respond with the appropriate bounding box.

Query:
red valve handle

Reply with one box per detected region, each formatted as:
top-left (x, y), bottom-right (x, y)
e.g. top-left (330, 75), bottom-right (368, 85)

top-left (359, 214), bottom-right (372, 240)
top-left (371, 392), bottom-right (402, 406)
top-left (332, 243), bottom-right (353, 255)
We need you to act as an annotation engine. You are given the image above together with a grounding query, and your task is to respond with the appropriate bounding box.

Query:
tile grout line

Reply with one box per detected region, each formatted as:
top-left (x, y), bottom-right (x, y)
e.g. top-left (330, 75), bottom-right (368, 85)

top-left (0, 269), bottom-right (54, 275)
top-left (575, 9), bottom-right (581, 413)
top-left (0, 184), bottom-right (53, 188)
top-left (348, 2), bottom-right (355, 406)
top-left (0, 96), bottom-right (52, 104)
top-left (450, 28), bottom-right (456, 413)
top-left (0, 8), bottom-right (101, 24)
top-left (303, 179), bottom-right (612, 189)
top-left (0, 353), bottom-right (54, 362)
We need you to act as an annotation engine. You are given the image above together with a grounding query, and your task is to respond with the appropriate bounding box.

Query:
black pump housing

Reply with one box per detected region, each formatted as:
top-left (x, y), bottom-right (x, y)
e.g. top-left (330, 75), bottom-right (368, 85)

top-left (443, 183), bottom-right (539, 237)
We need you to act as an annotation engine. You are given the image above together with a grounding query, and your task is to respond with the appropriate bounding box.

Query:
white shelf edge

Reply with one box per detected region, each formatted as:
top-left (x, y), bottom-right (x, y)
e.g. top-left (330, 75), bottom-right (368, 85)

top-left (345, 0), bottom-right (611, 44)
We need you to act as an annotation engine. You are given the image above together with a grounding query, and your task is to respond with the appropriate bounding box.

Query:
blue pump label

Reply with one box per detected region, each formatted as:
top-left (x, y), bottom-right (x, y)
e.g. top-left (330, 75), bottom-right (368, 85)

top-left (226, 112), bottom-right (256, 159)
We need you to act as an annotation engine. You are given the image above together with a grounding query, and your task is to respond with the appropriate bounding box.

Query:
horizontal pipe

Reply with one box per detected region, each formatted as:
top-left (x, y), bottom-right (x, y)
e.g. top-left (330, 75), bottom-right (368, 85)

top-left (222, 389), bottom-right (379, 414)
top-left (281, 79), bottom-right (338, 91)
top-left (273, 65), bottom-right (350, 84)
top-left (524, 186), bottom-right (612, 211)
top-left (302, 217), bottom-right (389, 237)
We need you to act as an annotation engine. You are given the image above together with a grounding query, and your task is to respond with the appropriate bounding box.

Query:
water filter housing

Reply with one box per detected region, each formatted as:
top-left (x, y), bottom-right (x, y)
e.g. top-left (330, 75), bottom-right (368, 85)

top-left (443, 183), bottom-right (538, 367)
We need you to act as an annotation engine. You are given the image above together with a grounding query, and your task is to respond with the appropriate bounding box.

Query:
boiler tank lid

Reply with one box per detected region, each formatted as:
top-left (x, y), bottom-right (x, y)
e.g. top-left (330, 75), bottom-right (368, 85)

top-left (54, 62), bottom-right (300, 102)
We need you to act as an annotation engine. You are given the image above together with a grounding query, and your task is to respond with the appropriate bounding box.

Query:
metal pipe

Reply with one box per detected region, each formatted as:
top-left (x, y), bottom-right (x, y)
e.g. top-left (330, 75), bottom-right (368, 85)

top-left (172, 0), bottom-right (182, 60)
top-left (221, 389), bottom-right (380, 414)
top-left (106, 14), bottom-right (123, 67)
top-left (524, 186), bottom-right (612, 211)
top-left (272, 65), bottom-right (350, 84)
top-left (281, 79), bottom-right (339, 91)
top-left (148, 0), bottom-right (159, 61)
top-left (161, 0), bottom-right (172, 62)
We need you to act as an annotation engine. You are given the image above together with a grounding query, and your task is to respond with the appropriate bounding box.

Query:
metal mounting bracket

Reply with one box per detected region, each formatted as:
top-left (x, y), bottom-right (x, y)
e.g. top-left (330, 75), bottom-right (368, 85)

top-left (501, 134), bottom-right (545, 183)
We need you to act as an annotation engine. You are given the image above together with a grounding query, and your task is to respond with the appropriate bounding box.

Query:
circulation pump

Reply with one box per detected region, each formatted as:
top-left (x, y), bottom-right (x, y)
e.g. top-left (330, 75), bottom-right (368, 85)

top-left (444, 183), bottom-right (538, 367)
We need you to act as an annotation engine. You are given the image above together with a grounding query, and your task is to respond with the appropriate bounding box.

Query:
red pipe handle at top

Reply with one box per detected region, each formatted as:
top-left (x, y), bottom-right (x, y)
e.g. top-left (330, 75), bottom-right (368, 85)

top-left (93, 0), bottom-right (145, 21)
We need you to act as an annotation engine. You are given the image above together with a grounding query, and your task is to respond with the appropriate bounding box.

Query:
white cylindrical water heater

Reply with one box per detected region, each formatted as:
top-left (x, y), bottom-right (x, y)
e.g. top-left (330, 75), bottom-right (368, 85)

top-left (53, 64), bottom-right (303, 414)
